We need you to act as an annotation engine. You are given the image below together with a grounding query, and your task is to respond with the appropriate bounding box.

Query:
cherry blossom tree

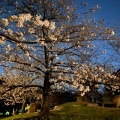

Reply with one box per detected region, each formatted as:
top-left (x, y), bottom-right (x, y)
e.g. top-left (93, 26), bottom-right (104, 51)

top-left (0, 0), bottom-right (118, 119)
top-left (0, 68), bottom-right (42, 113)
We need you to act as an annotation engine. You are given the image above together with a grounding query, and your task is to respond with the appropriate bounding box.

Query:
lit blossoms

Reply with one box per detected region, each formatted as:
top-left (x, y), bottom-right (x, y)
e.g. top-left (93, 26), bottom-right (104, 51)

top-left (32, 15), bottom-right (55, 30)
top-left (0, 36), bottom-right (6, 44)
top-left (8, 14), bottom-right (56, 30)
top-left (1, 18), bottom-right (9, 27)
top-left (111, 31), bottom-right (115, 35)
top-left (70, 64), bottom-right (117, 96)
top-left (105, 28), bottom-right (115, 36)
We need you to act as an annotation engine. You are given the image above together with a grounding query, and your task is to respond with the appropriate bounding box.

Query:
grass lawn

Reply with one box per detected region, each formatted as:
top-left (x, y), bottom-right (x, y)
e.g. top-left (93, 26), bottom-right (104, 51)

top-left (1, 102), bottom-right (120, 120)
top-left (0, 112), bottom-right (39, 120)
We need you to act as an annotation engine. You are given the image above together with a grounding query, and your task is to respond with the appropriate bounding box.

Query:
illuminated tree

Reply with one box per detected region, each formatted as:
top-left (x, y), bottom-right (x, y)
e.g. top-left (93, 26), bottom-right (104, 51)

top-left (0, 0), bottom-right (117, 118)
top-left (0, 68), bottom-right (42, 113)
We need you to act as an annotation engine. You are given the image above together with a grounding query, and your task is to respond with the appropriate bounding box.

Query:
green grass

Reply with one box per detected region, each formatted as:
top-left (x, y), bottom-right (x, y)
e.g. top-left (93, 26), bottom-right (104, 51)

top-left (1, 102), bottom-right (120, 120)
top-left (50, 102), bottom-right (120, 120)
top-left (0, 112), bottom-right (39, 120)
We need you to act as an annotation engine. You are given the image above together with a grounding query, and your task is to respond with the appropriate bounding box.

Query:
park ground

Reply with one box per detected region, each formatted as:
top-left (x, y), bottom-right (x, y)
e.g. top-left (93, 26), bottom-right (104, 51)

top-left (1, 102), bottom-right (120, 120)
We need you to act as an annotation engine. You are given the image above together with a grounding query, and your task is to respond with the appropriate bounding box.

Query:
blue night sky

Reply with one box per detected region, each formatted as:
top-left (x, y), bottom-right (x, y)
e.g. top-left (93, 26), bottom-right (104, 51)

top-left (77, 0), bottom-right (120, 69)
top-left (83, 0), bottom-right (120, 23)
top-left (0, 0), bottom-right (120, 75)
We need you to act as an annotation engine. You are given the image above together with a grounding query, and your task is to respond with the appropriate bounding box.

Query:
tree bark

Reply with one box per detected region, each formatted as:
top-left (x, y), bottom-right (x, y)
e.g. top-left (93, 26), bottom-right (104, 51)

top-left (40, 92), bottom-right (49, 119)
top-left (40, 72), bottom-right (50, 120)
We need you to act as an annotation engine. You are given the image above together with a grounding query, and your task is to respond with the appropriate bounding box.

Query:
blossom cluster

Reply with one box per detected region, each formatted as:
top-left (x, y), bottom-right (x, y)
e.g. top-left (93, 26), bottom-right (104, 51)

top-left (0, 13), bottom-right (56, 48)
top-left (7, 14), bottom-right (56, 30)
top-left (51, 64), bottom-right (118, 96)
top-left (0, 36), bottom-right (6, 44)
top-left (1, 18), bottom-right (9, 27)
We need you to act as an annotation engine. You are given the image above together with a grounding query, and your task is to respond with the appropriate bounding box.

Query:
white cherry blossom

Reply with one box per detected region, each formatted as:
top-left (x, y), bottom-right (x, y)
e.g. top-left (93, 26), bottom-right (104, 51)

top-left (1, 18), bottom-right (9, 27)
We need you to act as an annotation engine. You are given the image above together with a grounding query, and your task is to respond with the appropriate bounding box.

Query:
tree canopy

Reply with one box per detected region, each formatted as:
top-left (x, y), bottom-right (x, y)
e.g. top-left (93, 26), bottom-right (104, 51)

top-left (0, 0), bottom-right (119, 119)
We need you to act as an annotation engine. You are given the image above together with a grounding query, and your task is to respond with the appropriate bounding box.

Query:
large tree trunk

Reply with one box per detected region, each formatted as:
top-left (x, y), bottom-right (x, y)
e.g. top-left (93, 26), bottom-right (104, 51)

top-left (40, 72), bottom-right (50, 120)
top-left (40, 92), bottom-right (49, 119)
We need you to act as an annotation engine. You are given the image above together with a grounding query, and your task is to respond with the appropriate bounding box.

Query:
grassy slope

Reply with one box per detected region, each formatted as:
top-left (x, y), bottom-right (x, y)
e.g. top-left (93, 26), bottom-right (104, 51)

top-left (50, 102), bottom-right (120, 120)
top-left (2, 102), bottom-right (120, 120)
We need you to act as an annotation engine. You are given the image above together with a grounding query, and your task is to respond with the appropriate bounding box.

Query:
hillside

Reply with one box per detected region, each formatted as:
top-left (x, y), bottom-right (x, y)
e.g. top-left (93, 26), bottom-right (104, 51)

top-left (2, 102), bottom-right (120, 120)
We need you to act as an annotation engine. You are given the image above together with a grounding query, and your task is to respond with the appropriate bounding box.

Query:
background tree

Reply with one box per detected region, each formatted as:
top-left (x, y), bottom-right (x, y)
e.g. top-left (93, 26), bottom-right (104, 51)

top-left (0, 68), bottom-right (42, 113)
